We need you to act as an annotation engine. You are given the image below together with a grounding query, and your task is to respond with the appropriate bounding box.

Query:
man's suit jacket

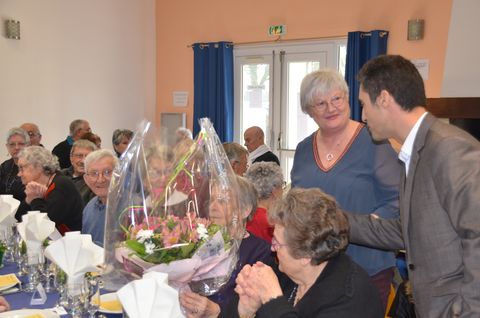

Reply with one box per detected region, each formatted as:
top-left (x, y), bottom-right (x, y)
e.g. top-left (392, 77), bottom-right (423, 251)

top-left (347, 114), bottom-right (480, 317)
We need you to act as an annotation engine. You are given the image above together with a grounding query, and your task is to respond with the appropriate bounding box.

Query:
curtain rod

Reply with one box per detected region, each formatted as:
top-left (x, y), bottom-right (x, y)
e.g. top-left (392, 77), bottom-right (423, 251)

top-left (187, 34), bottom-right (347, 48)
top-left (360, 31), bottom-right (388, 38)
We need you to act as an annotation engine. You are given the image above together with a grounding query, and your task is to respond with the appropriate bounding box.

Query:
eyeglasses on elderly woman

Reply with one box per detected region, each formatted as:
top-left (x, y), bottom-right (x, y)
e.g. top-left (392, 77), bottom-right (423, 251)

top-left (271, 236), bottom-right (288, 251)
top-left (312, 93), bottom-right (345, 112)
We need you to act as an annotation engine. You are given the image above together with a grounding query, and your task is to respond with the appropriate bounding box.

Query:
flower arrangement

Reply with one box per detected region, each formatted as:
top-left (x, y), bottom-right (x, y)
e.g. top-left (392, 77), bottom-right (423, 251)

top-left (103, 119), bottom-right (243, 293)
top-left (124, 213), bottom-right (230, 265)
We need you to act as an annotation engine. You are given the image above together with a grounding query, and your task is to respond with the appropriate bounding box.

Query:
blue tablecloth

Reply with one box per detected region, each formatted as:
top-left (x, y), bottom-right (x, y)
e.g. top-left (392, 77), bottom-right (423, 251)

top-left (0, 260), bottom-right (122, 317)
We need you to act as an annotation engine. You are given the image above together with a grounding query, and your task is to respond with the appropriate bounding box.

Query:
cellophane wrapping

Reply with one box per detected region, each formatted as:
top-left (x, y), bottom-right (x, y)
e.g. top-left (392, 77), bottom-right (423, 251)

top-left (102, 118), bottom-right (244, 295)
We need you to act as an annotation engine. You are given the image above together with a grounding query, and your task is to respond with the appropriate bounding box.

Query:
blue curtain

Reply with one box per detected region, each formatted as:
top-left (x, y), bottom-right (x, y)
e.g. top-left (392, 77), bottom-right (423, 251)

top-left (345, 30), bottom-right (388, 121)
top-left (192, 41), bottom-right (234, 142)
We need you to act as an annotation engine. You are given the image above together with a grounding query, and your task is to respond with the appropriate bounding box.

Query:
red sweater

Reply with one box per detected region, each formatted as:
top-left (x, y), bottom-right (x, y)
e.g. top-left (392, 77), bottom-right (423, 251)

top-left (246, 207), bottom-right (274, 243)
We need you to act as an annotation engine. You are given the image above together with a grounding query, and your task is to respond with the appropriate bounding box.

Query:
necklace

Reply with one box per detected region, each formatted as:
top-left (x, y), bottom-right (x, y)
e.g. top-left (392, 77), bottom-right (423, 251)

top-left (319, 127), bottom-right (352, 163)
top-left (288, 285), bottom-right (298, 304)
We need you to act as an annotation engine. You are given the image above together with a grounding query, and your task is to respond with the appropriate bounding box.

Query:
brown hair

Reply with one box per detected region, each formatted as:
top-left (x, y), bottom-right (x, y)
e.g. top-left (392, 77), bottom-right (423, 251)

top-left (269, 187), bottom-right (349, 265)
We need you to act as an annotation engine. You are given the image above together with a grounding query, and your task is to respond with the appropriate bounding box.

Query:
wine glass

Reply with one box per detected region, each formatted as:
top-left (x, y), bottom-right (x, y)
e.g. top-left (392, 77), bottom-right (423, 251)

top-left (55, 268), bottom-right (68, 308)
top-left (66, 282), bottom-right (85, 318)
top-left (84, 276), bottom-right (100, 318)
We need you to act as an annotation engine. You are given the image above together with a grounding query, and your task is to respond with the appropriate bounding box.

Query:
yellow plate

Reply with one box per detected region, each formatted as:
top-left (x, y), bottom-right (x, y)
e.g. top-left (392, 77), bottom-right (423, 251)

top-left (0, 309), bottom-right (59, 318)
top-left (0, 273), bottom-right (20, 291)
top-left (98, 292), bottom-right (122, 314)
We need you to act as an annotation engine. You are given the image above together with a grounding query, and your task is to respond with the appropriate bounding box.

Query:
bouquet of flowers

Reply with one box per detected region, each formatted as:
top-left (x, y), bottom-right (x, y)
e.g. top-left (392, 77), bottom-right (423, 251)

top-left (103, 119), bottom-right (244, 295)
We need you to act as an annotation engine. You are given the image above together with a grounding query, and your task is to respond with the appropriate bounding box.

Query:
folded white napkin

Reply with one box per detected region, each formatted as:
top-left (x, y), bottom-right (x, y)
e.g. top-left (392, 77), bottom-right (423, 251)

top-left (117, 272), bottom-right (184, 318)
top-left (0, 195), bottom-right (20, 231)
top-left (44, 231), bottom-right (104, 292)
top-left (17, 211), bottom-right (55, 262)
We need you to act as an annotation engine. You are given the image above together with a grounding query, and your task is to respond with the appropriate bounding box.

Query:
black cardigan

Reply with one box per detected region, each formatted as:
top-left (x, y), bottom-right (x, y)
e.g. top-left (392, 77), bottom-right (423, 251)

top-left (16, 174), bottom-right (83, 234)
top-left (222, 253), bottom-right (383, 318)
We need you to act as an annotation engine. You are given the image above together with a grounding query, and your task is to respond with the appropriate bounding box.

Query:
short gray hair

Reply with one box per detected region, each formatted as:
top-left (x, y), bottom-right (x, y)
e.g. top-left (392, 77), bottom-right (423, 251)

top-left (300, 69), bottom-right (349, 115)
top-left (176, 127), bottom-right (193, 140)
top-left (112, 129), bottom-right (133, 146)
top-left (245, 162), bottom-right (283, 200)
top-left (18, 146), bottom-right (59, 175)
top-left (70, 139), bottom-right (97, 155)
top-left (69, 119), bottom-right (88, 135)
top-left (223, 142), bottom-right (248, 163)
top-left (6, 127), bottom-right (30, 145)
top-left (84, 149), bottom-right (118, 172)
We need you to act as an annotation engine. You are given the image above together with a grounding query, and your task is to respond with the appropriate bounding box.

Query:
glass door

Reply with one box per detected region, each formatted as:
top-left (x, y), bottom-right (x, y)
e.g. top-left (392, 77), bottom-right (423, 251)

top-left (234, 40), bottom-right (346, 182)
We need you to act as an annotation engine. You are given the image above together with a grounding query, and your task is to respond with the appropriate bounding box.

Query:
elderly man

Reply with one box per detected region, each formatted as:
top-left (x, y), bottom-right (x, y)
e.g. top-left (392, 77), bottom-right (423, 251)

top-left (82, 149), bottom-right (118, 247)
top-left (60, 139), bottom-right (97, 205)
top-left (20, 123), bottom-right (43, 147)
top-left (243, 126), bottom-right (279, 165)
top-left (52, 119), bottom-right (91, 169)
top-left (223, 142), bottom-right (249, 176)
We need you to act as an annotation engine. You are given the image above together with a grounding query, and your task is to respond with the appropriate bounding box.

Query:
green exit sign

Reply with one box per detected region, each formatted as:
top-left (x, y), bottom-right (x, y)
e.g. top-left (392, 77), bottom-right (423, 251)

top-left (268, 24), bottom-right (286, 36)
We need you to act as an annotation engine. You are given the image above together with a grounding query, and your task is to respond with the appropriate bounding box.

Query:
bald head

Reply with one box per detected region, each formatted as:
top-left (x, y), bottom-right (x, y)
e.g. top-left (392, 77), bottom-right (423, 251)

top-left (20, 123), bottom-right (42, 146)
top-left (243, 126), bottom-right (265, 153)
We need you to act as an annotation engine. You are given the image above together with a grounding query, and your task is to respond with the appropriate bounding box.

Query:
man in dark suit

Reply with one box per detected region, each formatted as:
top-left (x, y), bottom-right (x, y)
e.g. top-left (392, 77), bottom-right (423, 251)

top-left (243, 126), bottom-right (279, 165)
top-left (347, 55), bottom-right (480, 317)
top-left (52, 119), bottom-right (91, 169)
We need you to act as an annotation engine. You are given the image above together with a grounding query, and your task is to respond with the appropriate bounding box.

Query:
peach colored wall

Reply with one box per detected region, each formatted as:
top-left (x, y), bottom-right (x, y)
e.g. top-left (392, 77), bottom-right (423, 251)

top-left (156, 0), bottom-right (452, 130)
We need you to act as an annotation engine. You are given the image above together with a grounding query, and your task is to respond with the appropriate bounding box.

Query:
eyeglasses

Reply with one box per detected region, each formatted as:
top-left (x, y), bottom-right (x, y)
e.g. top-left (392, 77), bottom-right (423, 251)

top-left (6, 142), bottom-right (26, 148)
top-left (86, 169), bottom-right (113, 180)
top-left (312, 94), bottom-right (345, 112)
top-left (271, 236), bottom-right (288, 251)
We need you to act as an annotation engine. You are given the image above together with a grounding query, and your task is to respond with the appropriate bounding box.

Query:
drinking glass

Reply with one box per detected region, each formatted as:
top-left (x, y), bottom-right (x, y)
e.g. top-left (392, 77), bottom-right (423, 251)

top-left (66, 282), bottom-right (85, 318)
top-left (42, 258), bottom-right (56, 293)
top-left (55, 268), bottom-right (68, 308)
top-left (25, 252), bottom-right (42, 292)
top-left (84, 276), bottom-right (100, 318)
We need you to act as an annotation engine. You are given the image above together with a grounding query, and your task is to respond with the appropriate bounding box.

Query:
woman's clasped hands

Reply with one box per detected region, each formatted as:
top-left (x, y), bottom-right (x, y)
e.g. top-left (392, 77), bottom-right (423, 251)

top-left (235, 262), bottom-right (283, 318)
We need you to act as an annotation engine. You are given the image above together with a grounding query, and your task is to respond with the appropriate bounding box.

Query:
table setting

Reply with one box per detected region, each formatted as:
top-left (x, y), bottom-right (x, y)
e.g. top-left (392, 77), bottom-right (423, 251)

top-left (0, 118), bottom-right (246, 318)
top-left (0, 203), bottom-right (122, 318)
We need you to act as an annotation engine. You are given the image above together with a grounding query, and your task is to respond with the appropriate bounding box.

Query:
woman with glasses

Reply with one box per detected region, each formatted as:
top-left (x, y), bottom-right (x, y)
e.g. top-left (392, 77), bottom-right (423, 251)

top-left (0, 127), bottom-right (30, 202)
top-left (180, 176), bottom-right (273, 317)
top-left (229, 187), bottom-right (383, 318)
top-left (15, 146), bottom-right (83, 234)
top-left (290, 69), bottom-right (401, 308)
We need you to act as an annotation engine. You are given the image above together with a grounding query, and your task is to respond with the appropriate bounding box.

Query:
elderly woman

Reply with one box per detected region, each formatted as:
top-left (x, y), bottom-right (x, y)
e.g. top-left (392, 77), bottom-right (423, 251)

top-left (228, 187), bottom-right (383, 318)
top-left (15, 146), bottom-right (83, 234)
top-left (112, 129), bottom-right (133, 157)
top-left (290, 69), bottom-right (401, 307)
top-left (180, 176), bottom-right (273, 317)
top-left (244, 162), bottom-right (284, 243)
top-left (0, 128), bottom-right (30, 202)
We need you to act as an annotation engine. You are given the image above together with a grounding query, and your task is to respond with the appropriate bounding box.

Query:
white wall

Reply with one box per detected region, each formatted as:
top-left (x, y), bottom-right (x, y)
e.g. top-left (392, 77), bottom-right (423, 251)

top-left (441, 0), bottom-right (480, 97)
top-left (0, 0), bottom-right (156, 162)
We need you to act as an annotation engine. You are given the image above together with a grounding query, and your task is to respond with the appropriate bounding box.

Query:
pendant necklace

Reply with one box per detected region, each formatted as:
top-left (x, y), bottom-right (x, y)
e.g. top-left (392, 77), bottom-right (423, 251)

top-left (325, 140), bottom-right (342, 162)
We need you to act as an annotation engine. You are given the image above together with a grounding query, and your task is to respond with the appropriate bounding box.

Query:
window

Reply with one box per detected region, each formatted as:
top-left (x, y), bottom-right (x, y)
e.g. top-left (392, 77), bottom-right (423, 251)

top-left (234, 39), bottom-right (347, 182)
